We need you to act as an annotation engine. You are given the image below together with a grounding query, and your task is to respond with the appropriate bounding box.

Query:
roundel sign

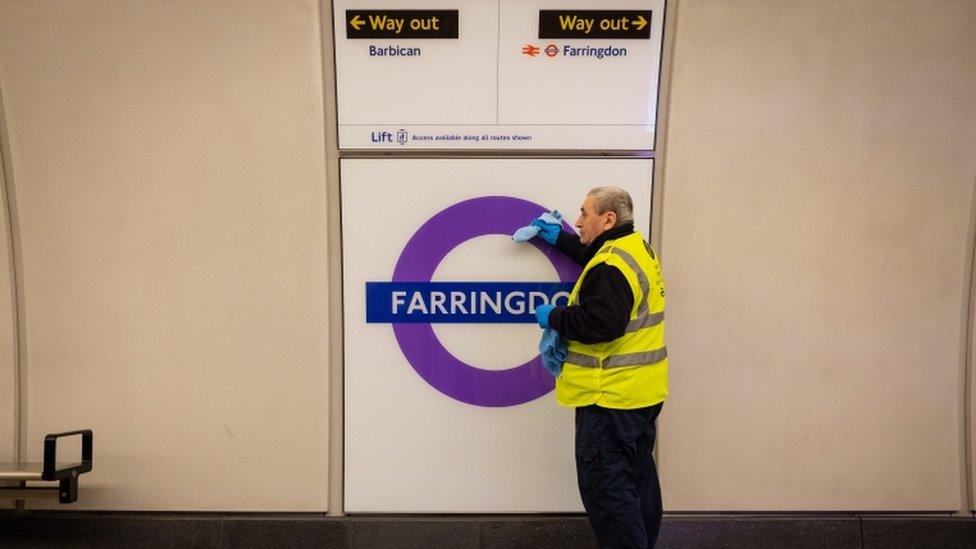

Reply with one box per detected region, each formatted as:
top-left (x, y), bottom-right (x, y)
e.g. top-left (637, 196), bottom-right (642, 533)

top-left (366, 196), bottom-right (581, 407)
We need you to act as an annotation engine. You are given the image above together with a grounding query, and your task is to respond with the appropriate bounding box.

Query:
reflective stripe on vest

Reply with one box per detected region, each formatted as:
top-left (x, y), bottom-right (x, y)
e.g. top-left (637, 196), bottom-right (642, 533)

top-left (627, 311), bottom-right (664, 332)
top-left (574, 245), bottom-right (664, 334)
top-left (564, 351), bottom-right (599, 367)
top-left (604, 347), bottom-right (668, 368)
top-left (565, 347), bottom-right (668, 369)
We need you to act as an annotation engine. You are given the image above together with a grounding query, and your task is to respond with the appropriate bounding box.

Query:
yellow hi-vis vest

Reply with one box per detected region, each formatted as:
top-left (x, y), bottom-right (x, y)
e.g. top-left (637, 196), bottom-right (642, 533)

top-left (556, 231), bottom-right (668, 409)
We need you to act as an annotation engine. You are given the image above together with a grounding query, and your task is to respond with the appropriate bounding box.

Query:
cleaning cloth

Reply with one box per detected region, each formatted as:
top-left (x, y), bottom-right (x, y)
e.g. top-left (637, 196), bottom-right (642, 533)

top-left (512, 210), bottom-right (563, 243)
top-left (538, 328), bottom-right (567, 377)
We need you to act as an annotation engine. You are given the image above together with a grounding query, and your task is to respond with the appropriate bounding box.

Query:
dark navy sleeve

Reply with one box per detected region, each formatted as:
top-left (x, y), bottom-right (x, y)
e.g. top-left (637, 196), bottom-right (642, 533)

top-left (554, 231), bottom-right (589, 267)
top-left (548, 264), bottom-right (633, 344)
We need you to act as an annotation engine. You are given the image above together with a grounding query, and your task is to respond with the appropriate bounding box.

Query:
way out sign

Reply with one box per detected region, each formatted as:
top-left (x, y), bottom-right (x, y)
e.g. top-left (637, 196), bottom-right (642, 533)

top-left (538, 10), bottom-right (652, 39)
top-left (346, 9), bottom-right (459, 39)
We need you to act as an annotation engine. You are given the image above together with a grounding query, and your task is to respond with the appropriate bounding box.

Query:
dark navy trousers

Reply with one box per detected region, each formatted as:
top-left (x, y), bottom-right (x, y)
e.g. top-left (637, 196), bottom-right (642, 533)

top-left (575, 403), bottom-right (664, 549)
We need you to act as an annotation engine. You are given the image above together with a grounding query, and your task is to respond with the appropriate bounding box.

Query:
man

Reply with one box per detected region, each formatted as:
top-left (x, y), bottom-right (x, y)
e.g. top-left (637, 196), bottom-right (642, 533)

top-left (530, 187), bottom-right (668, 549)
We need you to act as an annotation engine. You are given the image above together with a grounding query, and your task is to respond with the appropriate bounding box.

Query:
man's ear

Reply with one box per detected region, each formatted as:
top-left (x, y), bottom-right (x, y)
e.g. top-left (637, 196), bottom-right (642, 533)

top-left (605, 211), bottom-right (618, 228)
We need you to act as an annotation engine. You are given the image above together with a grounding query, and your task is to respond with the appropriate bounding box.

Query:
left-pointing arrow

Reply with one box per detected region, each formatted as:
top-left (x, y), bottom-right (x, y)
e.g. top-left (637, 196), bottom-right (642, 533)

top-left (346, 10), bottom-right (459, 39)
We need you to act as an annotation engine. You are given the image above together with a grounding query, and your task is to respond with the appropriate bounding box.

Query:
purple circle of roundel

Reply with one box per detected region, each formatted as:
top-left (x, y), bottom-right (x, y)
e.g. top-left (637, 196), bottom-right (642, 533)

top-left (391, 196), bottom-right (580, 407)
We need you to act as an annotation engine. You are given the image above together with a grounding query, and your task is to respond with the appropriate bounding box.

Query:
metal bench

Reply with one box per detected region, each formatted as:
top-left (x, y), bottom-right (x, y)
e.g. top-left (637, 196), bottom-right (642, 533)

top-left (0, 430), bottom-right (93, 504)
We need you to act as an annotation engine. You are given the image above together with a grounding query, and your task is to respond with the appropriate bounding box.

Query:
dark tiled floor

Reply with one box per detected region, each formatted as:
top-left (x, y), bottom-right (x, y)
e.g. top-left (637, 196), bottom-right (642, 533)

top-left (222, 516), bottom-right (347, 549)
top-left (861, 517), bottom-right (976, 549)
top-left (660, 517), bottom-right (863, 549)
top-left (1, 513), bottom-right (974, 548)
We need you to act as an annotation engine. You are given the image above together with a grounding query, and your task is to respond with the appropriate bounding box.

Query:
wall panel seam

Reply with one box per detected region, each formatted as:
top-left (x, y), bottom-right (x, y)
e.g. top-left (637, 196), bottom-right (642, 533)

top-left (653, 0), bottom-right (679, 259)
top-left (0, 77), bottom-right (25, 465)
top-left (651, 0), bottom-right (676, 253)
top-left (647, 0), bottom-right (678, 475)
top-left (965, 159), bottom-right (976, 514)
top-left (320, 0), bottom-right (345, 517)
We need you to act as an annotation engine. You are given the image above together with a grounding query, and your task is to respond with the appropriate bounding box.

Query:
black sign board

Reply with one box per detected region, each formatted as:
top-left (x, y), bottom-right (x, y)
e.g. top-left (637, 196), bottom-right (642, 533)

top-left (346, 10), bottom-right (459, 39)
top-left (538, 10), bottom-right (652, 39)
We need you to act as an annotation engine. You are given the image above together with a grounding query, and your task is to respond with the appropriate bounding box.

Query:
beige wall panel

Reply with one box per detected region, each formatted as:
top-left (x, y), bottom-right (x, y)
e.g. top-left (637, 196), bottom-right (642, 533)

top-left (0, 0), bottom-right (329, 510)
top-left (660, 1), bottom-right (976, 510)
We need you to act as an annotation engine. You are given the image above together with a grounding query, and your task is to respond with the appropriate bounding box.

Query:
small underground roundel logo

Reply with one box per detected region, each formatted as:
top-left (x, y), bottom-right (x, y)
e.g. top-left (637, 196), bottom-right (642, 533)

top-left (366, 196), bottom-right (581, 407)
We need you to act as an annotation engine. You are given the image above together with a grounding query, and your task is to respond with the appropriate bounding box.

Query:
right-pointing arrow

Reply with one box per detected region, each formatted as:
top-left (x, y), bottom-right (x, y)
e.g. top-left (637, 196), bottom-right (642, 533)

top-left (633, 15), bottom-right (648, 31)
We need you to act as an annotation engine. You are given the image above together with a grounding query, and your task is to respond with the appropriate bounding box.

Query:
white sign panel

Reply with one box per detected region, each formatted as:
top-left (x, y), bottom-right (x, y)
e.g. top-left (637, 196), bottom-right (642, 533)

top-left (343, 158), bottom-right (653, 512)
top-left (334, 0), bottom-right (666, 150)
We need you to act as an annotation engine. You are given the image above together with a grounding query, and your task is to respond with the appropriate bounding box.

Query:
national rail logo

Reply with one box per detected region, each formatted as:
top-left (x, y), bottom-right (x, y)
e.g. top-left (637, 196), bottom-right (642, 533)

top-left (366, 196), bottom-right (581, 407)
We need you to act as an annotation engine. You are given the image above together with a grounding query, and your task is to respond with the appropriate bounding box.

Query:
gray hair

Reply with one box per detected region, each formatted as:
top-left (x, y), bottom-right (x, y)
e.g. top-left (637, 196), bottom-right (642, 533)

top-left (588, 186), bottom-right (634, 225)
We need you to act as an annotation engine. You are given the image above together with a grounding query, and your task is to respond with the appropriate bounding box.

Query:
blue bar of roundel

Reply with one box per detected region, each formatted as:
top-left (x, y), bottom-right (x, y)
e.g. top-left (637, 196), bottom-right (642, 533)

top-left (366, 282), bottom-right (574, 323)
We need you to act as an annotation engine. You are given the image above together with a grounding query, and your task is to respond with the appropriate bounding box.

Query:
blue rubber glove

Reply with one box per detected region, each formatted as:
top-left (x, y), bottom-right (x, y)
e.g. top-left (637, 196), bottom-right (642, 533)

top-left (535, 303), bottom-right (555, 329)
top-left (512, 210), bottom-right (563, 244)
top-left (530, 211), bottom-right (562, 245)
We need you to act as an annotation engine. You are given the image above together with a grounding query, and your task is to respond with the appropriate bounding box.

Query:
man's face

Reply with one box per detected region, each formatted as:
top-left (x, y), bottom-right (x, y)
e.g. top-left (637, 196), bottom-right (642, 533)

top-left (575, 195), bottom-right (616, 246)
